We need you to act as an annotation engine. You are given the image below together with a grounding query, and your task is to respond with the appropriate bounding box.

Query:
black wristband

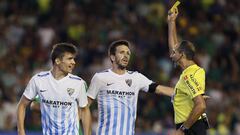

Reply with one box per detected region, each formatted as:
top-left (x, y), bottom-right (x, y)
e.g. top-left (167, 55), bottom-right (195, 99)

top-left (179, 125), bottom-right (189, 133)
top-left (148, 83), bottom-right (159, 93)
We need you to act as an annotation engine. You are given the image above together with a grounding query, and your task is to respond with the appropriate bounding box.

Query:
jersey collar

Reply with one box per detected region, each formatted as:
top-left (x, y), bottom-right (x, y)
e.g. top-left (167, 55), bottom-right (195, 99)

top-left (108, 69), bottom-right (128, 77)
top-left (182, 64), bottom-right (198, 74)
top-left (49, 71), bottom-right (70, 82)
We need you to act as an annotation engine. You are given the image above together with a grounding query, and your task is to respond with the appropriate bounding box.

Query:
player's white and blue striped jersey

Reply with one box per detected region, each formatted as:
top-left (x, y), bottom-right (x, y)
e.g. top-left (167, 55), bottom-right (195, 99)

top-left (23, 71), bottom-right (88, 135)
top-left (87, 69), bottom-right (153, 135)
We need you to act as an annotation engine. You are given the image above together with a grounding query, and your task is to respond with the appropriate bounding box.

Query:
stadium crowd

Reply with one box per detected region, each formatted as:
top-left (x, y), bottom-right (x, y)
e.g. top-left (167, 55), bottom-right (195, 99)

top-left (0, 0), bottom-right (239, 134)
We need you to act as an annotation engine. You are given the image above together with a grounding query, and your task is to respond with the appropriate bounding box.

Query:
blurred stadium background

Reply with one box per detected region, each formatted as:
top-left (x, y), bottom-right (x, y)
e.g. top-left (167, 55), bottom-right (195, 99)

top-left (0, 0), bottom-right (239, 135)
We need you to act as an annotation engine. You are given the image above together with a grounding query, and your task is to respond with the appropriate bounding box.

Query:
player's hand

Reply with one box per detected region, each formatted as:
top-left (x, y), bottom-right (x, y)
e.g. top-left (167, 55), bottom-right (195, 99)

top-left (18, 130), bottom-right (26, 135)
top-left (174, 129), bottom-right (184, 135)
top-left (167, 7), bottom-right (178, 23)
top-left (203, 95), bottom-right (211, 100)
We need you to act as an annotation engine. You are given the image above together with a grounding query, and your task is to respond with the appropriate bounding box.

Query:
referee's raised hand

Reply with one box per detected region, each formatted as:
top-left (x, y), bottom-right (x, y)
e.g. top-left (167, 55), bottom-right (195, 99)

top-left (167, 7), bottom-right (178, 23)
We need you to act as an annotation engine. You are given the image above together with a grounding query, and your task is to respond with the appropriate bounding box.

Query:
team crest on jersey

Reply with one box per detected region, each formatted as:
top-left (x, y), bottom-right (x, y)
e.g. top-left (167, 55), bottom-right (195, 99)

top-left (67, 88), bottom-right (75, 96)
top-left (125, 79), bottom-right (132, 87)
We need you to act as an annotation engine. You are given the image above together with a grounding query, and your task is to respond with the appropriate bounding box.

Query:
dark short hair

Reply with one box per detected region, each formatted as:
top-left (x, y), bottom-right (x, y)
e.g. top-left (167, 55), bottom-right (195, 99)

top-left (51, 43), bottom-right (77, 64)
top-left (108, 40), bottom-right (130, 56)
top-left (178, 40), bottom-right (195, 60)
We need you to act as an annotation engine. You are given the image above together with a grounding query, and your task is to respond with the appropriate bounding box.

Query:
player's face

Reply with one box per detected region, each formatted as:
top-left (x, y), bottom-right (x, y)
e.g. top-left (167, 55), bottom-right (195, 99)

top-left (113, 45), bottom-right (131, 69)
top-left (58, 52), bottom-right (76, 74)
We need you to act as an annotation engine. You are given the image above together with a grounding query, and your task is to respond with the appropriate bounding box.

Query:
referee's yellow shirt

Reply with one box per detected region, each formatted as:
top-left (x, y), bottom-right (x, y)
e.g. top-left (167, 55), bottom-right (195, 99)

top-left (173, 64), bottom-right (205, 124)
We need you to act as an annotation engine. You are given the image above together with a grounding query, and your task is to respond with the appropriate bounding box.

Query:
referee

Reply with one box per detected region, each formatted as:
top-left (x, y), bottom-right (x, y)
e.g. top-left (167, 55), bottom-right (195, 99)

top-left (167, 7), bottom-right (209, 135)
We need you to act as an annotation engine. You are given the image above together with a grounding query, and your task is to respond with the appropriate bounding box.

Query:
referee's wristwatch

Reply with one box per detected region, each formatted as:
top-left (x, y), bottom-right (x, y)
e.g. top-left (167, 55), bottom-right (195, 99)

top-left (179, 125), bottom-right (189, 133)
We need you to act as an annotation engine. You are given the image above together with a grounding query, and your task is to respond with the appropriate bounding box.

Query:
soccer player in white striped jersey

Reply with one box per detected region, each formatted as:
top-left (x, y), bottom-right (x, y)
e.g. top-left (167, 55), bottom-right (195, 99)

top-left (17, 43), bottom-right (91, 135)
top-left (87, 40), bottom-right (174, 135)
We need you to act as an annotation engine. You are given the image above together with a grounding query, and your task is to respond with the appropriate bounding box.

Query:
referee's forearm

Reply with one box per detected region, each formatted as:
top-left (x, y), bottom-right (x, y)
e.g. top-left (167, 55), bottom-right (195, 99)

top-left (168, 21), bottom-right (178, 52)
top-left (183, 96), bottom-right (206, 128)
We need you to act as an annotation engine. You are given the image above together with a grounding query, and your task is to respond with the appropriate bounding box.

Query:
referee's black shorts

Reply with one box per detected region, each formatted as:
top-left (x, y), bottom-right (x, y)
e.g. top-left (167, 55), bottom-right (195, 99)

top-left (176, 119), bottom-right (207, 135)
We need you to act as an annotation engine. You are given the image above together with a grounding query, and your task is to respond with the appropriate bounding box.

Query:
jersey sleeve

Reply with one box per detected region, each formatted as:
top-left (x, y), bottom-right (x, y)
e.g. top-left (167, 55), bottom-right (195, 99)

top-left (183, 68), bottom-right (205, 99)
top-left (77, 80), bottom-right (88, 108)
top-left (23, 76), bottom-right (38, 100)
top-left (87, 74), bottom-right (102, 99)
top-left (137, 73), bottom-right (153, 92)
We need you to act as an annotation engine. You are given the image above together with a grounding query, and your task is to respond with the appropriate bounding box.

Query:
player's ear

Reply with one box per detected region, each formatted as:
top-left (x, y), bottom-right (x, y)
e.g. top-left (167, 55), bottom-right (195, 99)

top-left (55, 58), bottom-right (61, 65)
top-left (110, 55), bottom-right (115, 62)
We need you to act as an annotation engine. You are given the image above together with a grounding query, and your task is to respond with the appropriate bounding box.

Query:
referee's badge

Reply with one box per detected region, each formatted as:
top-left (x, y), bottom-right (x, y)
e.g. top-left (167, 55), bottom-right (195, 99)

top-left (125, 79), bottom-right (132, 87)
top-left (67, 88), bottom-right (75, 96)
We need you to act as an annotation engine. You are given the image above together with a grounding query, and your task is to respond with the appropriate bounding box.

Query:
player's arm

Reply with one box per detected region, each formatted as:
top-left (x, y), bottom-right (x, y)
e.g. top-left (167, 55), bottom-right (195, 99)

top-left (79, 97), bottom-right (95, 135)
top-left (167, 7), bottom-right (179, 54)
top-left (80, 104), bottom-right (92, 135)
top-left (78, 107), bottom-right (81, 121)
top-left (148, 83), bottom-right (174, 97)
top-left (87, 97), bottom-right (94, 106)
top-left (155, 85), bottom-right (174, 96)
top-left (80, 97), bottom-right (94, 123)
top-left (79, 79), bottom-right (94, 135)
top-left (138, 73), bottom-right (174, 97)
top-left (30, 95), bottom-right (40, 111)
top-left (150, 83), bottom-right (210, 99)
top-left (30, 101), bottom-right (40, 111)
top-left (17, 95), bottom-right (32, 135)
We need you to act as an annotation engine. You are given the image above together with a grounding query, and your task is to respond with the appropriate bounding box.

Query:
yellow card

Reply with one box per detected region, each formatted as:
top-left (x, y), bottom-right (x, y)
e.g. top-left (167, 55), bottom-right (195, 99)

top-left (170, 1), bottom-right (181, 12)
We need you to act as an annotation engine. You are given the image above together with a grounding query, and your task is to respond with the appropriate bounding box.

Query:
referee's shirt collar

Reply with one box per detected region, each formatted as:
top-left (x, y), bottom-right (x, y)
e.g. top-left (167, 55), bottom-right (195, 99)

top-left (182, 64), bottom-right (198, 74)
